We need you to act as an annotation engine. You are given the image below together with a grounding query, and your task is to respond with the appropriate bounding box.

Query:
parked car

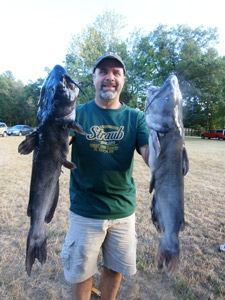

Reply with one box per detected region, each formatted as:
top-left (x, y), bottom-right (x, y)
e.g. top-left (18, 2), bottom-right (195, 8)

top-left (8, 125), bottom-right (34, 136)
top-left (0, 122), bottom-right (8, 137)
top-left (201, 129), bottom-right (225, 140)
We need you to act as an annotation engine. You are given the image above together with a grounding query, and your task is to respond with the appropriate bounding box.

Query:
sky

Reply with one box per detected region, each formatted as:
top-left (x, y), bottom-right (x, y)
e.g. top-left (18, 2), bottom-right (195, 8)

top-left (1, 0), bottom-right (225, 84)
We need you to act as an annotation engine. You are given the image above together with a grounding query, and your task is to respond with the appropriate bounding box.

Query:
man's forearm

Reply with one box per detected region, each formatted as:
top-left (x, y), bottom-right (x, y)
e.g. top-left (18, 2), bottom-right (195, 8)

top-left (139, 144), bottom-right (149, 166)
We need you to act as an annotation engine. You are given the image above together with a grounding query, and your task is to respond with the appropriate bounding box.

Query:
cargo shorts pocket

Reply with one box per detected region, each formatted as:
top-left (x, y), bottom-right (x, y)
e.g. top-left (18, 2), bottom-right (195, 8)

top-left (60, 239), bottom-right (75, 271)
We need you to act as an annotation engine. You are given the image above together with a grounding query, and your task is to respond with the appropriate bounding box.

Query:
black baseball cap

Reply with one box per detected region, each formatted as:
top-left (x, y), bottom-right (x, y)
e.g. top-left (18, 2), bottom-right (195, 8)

top-left (93, 52), bottom-right (126, 74)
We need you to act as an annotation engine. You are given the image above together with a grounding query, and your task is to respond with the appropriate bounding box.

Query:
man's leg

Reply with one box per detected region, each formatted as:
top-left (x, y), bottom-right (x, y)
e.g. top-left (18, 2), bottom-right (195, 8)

top-left (72, 276), bottom-right (93, 300)
top-left (61, 213), bottom-right (107, 299)
top-left (100, 266), bottom-right (122, 300)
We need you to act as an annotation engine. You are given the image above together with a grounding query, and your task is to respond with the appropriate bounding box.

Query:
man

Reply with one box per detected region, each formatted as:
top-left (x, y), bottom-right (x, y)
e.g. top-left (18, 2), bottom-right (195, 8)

top-left (60, 52), bottom-right (149, 300)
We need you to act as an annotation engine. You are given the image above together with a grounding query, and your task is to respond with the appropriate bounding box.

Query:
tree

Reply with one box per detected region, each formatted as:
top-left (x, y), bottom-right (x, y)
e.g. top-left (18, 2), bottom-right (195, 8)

top-left (0, 71), bottom-right (25, 125)
top-left (2, 13), bottom-right (224, 132)
top-left (23, 78), bottom-right (44, 126)
top-left (130, 24), bottom-right (225, 127)
top-left (0, 71), bottom-right (43, 127)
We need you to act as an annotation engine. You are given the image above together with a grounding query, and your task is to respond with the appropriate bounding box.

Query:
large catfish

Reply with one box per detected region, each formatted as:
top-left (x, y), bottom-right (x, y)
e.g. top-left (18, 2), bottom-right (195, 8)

top-left (145, 75), bottom-right (189, 273)
top-left (18, 65), bottom-right (85, 275)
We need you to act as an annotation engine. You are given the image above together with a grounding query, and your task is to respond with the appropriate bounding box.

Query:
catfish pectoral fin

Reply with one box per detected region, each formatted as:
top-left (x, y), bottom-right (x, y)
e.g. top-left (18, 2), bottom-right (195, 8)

top-left (63, 160), bottom-right (77, 169)
top-left (18, 131), bottom-right (39, 155)
top-left (151, 130), bottom-right (161, 157)
top-left (71, 121), bottom-right (86, 135)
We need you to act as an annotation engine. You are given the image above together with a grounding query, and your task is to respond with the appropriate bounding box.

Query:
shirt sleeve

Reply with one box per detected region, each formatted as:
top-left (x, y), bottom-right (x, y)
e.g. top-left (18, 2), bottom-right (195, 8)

top-left (70, 128), bottom-right (76, 136)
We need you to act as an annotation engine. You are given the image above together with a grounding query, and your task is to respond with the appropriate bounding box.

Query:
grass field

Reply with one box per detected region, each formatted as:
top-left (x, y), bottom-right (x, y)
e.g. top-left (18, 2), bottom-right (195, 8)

top-left (0, 136), bottom-right (224, 300)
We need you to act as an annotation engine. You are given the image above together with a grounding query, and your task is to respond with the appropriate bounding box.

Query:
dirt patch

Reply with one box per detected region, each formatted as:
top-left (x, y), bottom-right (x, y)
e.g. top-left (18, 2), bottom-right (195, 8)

top-left (0, 136), bottom-right (224, 299)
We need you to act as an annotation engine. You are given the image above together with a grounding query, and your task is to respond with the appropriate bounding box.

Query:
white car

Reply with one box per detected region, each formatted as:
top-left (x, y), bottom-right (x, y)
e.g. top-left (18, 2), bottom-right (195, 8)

top-left (0, 122), bottom-right (8, 137)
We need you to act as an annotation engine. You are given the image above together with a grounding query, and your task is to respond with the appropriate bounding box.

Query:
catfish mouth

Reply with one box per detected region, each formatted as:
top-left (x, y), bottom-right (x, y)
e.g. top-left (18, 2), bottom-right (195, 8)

top-left (51, 76), bottom-right (79, 119)
top-left (57, 76), bottom-right (79, 101)
top-left (145, 76), bottom-right (179, 112)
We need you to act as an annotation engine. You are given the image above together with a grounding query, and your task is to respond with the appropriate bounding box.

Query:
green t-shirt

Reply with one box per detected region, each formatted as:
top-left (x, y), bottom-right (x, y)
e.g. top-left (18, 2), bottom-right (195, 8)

top-left (69, 100), bottom-right (149, 219)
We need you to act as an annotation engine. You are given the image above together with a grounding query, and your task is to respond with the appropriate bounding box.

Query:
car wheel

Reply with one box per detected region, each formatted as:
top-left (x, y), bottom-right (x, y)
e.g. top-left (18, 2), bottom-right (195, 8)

top-left (201, 135), bottom-right (205, 139)
top-left (19, 132), bottom-right (22, 136)
top-left (3, 131), bottom-right (7, 137)
top-left (216, 136), bottom-right (220, 140)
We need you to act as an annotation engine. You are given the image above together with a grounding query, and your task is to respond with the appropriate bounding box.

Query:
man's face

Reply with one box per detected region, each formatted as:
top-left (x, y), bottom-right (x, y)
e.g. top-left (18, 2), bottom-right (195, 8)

top-left (93, 58), bottom-right (126, 102)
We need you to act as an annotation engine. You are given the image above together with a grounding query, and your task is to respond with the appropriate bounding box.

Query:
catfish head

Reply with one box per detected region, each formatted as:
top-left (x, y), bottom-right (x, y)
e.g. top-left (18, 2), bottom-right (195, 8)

top-left (145, 75), bottom-right (183, 136)
top-left (37, 65), bottom-right (80, 126)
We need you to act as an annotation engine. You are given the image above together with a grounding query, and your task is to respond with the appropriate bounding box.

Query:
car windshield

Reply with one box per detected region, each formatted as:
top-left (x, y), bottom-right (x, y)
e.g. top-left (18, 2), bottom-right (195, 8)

top-left (12, 125), bottom-right (22, 129)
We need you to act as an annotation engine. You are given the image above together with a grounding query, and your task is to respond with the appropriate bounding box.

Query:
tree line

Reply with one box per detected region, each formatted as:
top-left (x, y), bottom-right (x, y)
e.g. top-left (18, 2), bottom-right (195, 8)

top-left (1, 11), bottom-right (225, 131)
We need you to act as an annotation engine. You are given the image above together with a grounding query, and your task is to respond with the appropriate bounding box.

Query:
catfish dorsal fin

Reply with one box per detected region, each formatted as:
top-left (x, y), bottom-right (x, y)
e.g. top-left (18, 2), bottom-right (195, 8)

top-left (18, 131), bottom-right (39, 155)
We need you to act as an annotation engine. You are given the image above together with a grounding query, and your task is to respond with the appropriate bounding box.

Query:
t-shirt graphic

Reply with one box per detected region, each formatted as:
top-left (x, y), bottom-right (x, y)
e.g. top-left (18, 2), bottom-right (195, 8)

top-left (87, 125), bottom-right (124, 153)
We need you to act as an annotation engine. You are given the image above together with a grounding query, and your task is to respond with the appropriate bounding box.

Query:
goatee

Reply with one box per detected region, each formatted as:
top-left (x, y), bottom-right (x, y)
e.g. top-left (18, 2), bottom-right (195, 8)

top-left (99, 89), bottom-right (118, 101)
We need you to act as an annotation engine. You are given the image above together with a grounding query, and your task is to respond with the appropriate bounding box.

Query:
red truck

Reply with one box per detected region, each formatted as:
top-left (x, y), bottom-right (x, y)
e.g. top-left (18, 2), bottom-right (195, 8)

top-left (201, 129), bottom-right (225, 140)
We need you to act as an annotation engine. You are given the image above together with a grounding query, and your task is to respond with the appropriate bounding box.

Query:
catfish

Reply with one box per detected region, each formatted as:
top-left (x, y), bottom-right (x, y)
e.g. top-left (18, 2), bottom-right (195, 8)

top-left (18, 65), bottom-right (85, 275)
top-left (145, 75), bottom-right (189, 273)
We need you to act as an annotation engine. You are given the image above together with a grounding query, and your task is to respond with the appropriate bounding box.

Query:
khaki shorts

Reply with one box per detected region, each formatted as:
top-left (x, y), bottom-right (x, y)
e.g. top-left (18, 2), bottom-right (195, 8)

top-left (60, 212), bottom-right (136, 283)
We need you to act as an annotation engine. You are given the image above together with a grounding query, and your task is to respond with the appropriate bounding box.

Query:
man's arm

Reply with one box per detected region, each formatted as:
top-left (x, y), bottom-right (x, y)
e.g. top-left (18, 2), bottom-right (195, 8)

top-left (139, 144), bottom-right (149, 166)
top-left (69, 136), bottom-right (74, 145)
